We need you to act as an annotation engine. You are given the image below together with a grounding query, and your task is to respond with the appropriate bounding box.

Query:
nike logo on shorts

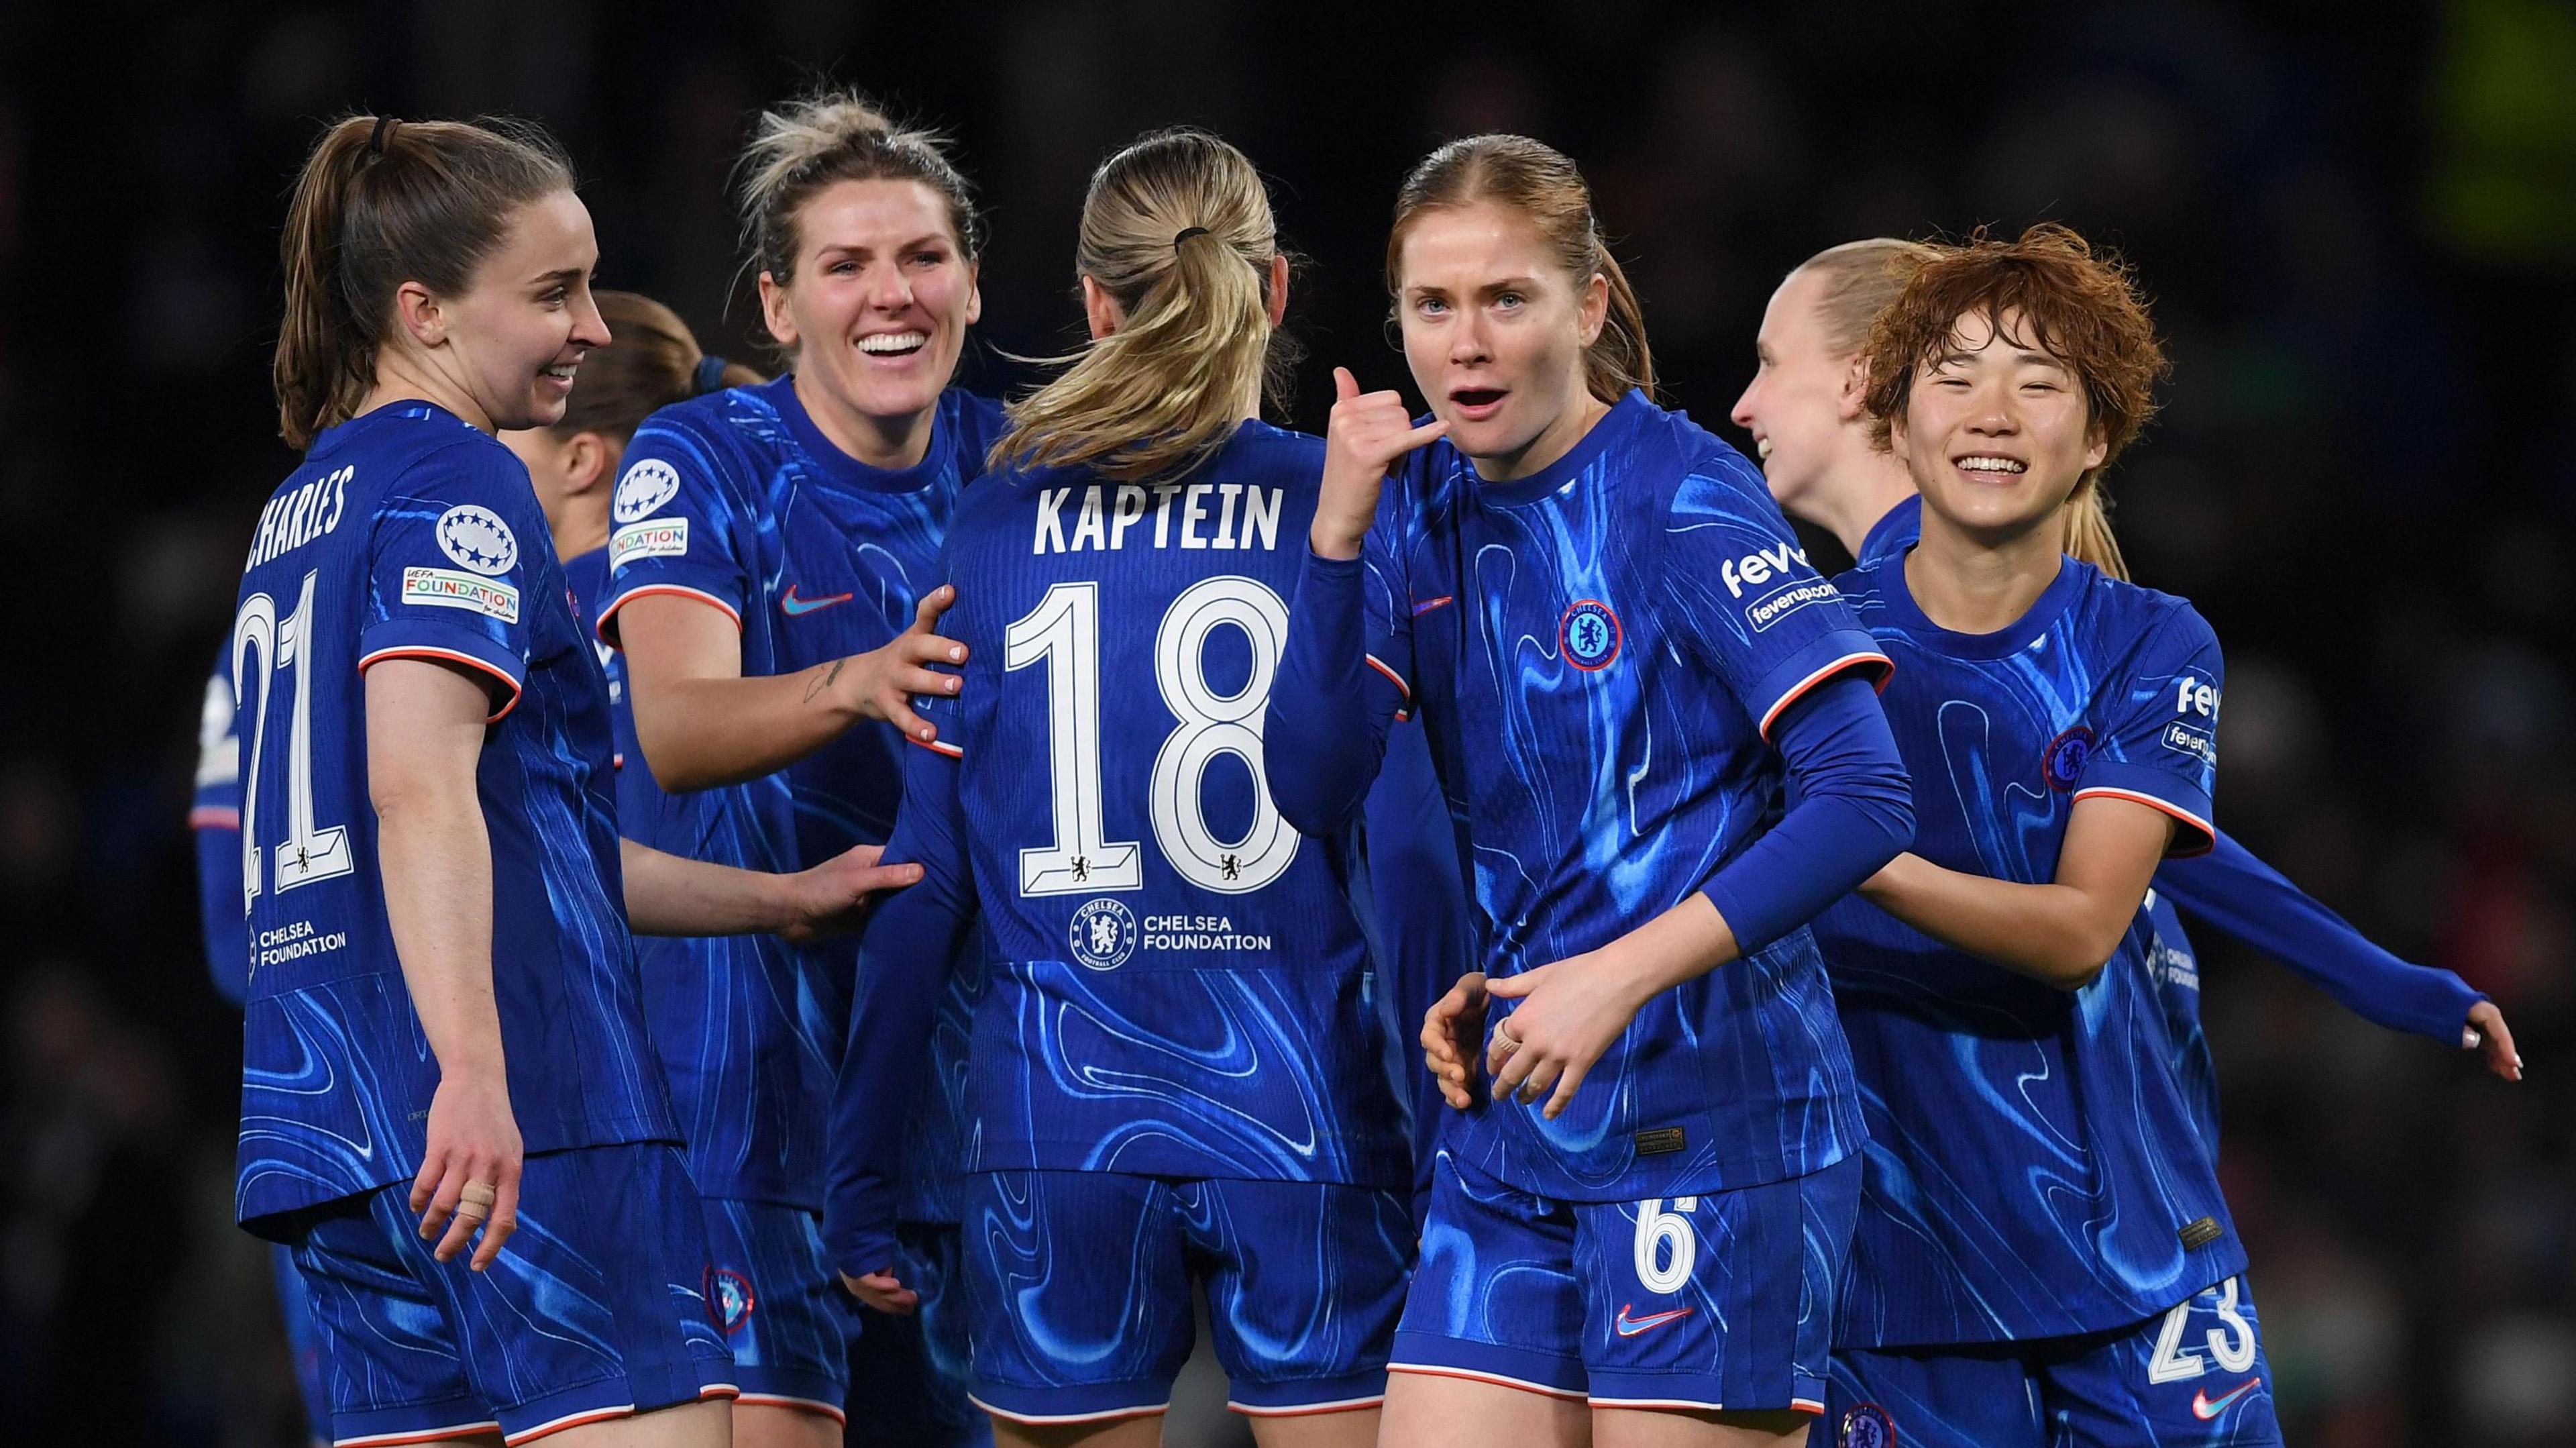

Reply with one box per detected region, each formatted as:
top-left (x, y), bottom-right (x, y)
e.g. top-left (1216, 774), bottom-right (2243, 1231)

top-left (782, 586), bottom-right (853, 616)
top-left (2192, 1379), bottom-right (2260, 1419)
top-left (1612, 1304), bottom-right (1695, 1337)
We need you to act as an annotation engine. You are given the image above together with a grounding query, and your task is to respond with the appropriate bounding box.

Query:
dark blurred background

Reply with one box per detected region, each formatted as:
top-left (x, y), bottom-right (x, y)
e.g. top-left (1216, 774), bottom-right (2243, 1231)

top-left (2, 1), bottom-right (2570, 1444)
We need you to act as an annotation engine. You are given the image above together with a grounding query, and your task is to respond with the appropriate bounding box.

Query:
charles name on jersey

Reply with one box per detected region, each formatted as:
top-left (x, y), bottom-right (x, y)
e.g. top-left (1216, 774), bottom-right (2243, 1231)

top-left (1032, 482), bottom-right (1285, 554)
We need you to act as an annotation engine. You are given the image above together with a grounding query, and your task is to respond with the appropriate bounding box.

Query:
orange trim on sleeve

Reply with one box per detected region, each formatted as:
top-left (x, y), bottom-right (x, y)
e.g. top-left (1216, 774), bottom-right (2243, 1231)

top-left (595, 584), bottom-right (744, 649)
top-left (189, 805), bottom-right (241, 830)
top-left (357, 645), bottom-right (525, 723)
top-left (1756, 651), bottom-right (1894, 740)
top-left (1364, 653), bottom-right (1413, 701)
top-left (908, 735), bottom-right (965, 760)
top-left (2070, 786), bottom-right (2216, 856)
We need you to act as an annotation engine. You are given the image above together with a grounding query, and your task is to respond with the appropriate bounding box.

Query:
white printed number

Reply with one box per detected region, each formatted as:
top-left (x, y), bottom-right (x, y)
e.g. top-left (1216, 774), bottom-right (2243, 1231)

top-left (1006, 577), bottom-right (1298, 896)
top-left (232, 570), bottom-right (356, 917)
top-left (2147, 1276), bottom-right (2259, 1382)
top-left (1632, 1197), bottom-right (1700, 1294)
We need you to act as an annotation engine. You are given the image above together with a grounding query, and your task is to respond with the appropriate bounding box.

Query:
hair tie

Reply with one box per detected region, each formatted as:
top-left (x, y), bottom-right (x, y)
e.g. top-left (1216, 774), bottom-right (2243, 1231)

top-left (365, 115), bottom-right (398, 160)
top-left (693, 355), bottom-right (731, 396)
top-left (1173, 226), bottom-right (1211, 250)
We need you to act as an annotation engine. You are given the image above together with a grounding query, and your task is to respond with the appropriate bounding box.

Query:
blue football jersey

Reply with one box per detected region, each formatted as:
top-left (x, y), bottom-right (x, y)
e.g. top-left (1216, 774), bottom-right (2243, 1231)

top-left (229, 402), bottom-right (675, 1231)
top-left (195, 644), bottom-right (250, 1006)
top-left (1815, 551), bottom-right (2241, 1348)
top-left (853, 420), bottom-right (1412, 1190)
top-left (598, 378), bottom-right (1002, 1213)
top-left (561, 548), bottom-right (631, 775)
top-left (1345, 392), bottom-right (1888, 1202)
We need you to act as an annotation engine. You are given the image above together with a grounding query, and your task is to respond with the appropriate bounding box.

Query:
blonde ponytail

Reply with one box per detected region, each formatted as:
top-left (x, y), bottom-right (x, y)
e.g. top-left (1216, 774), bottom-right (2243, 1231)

top-left (992, 129), bottom-right (1288, 483)
top-left (2062, 480), bottom-right (2129, 581)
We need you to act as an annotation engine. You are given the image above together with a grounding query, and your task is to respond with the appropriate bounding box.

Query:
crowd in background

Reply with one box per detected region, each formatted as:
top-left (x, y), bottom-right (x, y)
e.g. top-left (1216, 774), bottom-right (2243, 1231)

top-left (0, 3), bottom-right (2569, 1443)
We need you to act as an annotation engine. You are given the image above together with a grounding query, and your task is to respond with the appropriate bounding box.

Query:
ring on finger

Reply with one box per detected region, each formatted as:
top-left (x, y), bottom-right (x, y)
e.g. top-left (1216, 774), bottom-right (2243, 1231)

top-left (460, 1181), bottom-right (498, 1208)
top-left (1492, 1019), bottom-right (1521, 1052)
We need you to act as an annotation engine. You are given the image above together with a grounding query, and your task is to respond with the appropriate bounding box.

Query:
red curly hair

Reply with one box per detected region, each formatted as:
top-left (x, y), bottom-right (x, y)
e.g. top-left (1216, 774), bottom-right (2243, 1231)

top-left (1862, 223), bottom-right (2168, 579)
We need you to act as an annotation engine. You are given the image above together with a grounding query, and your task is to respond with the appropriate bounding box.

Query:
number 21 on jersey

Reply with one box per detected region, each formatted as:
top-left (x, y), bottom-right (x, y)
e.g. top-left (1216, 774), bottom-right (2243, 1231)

top-left (1004, 576), bottom-right (1299, 898)
top-left (232, 570), bottom-right (356, 921)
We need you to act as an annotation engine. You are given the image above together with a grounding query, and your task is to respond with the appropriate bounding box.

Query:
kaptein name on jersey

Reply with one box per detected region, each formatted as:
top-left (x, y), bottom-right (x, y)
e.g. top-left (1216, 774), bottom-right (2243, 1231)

top-left (1032, 483), bottom-right (1285, 555)
top-left (245, 464), bottom-right (354, 571)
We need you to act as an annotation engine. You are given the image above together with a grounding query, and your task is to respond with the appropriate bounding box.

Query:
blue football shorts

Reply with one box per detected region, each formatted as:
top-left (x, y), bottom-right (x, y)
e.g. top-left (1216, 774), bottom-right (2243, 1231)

top-left (698, 1197), bottom-right (849, 1422)
top-left (287, 1142), bottom-right (735, 1446)
top-left (1391, 1149), bottom-right (1860, 1414)
top-left (1826, 1275), bottom-right (2284, 1448)
top-left (961, 1170), bottom-right (1413, 1426)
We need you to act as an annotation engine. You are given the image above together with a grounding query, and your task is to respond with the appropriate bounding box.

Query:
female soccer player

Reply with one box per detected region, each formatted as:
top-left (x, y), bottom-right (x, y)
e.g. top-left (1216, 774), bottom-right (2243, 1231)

top-left (826, 127), bottom-right (1417, 1447)
top-left (1263, 135), bottom-right (1916, 1448)
top-left (241, 113), bottom-right (916, 1447)
top-left (1806, 225), bottom-right (2279, 1447)
top-left (1729, 240), bottom-right (2520, 1139)
top-left (597, 92), bottom-right (997, 1446)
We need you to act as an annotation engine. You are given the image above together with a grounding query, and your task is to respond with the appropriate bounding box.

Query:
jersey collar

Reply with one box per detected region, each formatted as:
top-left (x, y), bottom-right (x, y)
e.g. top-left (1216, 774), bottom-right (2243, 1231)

top-left (1467, 389), bottom-right (1652, 508)
top-left (1871, 548), bottom-right (2090, 660)
top-left (1855, 494), bottom-right (1924, 570)
top-left (769, 374), bottom-right (953, 495)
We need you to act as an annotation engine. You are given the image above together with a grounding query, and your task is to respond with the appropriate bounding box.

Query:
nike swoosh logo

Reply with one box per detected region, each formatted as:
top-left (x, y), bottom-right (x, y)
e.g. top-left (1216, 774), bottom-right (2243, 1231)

top-left (2192, 1380), bottom-right (2259, 1419)
top-left (1612, 1304), bottom-right (1695, 1337)
top-left (782, 586), bottom-right (854, 617)
top-left (1411, 595), bottom-right (1455, 617)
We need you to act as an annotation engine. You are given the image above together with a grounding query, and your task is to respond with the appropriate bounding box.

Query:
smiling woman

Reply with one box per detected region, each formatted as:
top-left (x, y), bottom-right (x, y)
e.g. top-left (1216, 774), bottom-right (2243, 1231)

top-left (590, 86), bottom-right (1008, 1448)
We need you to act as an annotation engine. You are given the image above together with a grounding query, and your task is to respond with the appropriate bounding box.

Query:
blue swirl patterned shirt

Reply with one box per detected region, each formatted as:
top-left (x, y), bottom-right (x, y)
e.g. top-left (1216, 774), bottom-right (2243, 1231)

top-left (1815, 551), bottom-right (2243, 1348)
top-left (229, 403), bottom-right (675, 1233)
top-left (599, 378), bottom-right (1002, 1214)
top-left (1321, 391), bottom-right (1888, 1202)
top-left (824, 421), bottom-right (1415, 1272)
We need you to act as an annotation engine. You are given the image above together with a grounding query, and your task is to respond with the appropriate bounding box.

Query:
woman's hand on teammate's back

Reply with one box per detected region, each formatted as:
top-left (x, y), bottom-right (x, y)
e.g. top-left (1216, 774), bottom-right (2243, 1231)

top-left (830, 584), bottom-right (969, 744)
top-left (1312, 367), bottom-right (1447, 560)
top-left (411, 1075), bottom-right (523, 1270)
top-left (776, 843), bottom-right (925, 944)
top-left (843, 1268), bottom-right (920, 1316)
top-left (1421, 972), bottom-right (1490, 1110)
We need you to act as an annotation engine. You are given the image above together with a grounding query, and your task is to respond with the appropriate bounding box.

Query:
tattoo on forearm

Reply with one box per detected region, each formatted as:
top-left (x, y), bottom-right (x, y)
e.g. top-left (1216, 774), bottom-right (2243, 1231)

top-left (804, 658), bottom-right (847, 704)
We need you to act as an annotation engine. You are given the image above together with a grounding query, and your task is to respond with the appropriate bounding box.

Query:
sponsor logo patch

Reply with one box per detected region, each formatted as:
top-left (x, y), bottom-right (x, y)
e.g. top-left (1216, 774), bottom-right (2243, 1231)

top-left (402, 568), bottom-right (521, 623)
top-left (435, 505), bottom-right (518, 575)
top-left (1839, 1403), bottom-right (1896, 1448)
top-left (614, 458), bottom-right (681, 523)
top-left (2178, 1216), bottom-right (2226, 1249)
top-left (1069, 897), bottom-right (1138, 972)
top-left (610, 517), bottom-right (689, 567)
top-left (706, 1267), bottom-right (755, 1334)
top-left (1745, 577), bottom-right (1838, 632)
top-left (2044, 726), bottom-right (2096, 791)
top-left (2161, 721), bottom-right (2216, 766)
top-left (1560, 599), bottom-right (1623, 670)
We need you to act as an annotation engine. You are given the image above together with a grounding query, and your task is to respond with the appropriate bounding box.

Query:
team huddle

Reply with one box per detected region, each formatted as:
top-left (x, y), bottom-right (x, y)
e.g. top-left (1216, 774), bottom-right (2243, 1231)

top-left (189, 91), bottom-right (2520, 1448)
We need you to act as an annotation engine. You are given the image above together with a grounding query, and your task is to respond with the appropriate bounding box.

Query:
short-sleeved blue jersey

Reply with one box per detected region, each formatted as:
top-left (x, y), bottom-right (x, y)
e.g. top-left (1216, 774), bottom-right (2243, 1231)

top-left (561, 548), bottom-right (630, 775)
top-left (597, 378), bottom-right (1003, 1212)
top-left (194, 645), bottom-right (250, 1006)
top-left (841, 421), bottom-right (1412, 1198)
top-left (1341, 393), bottom-right (1888, 1202)
top-left (229, 403), bottom-right (674, 1232)
top-left (1814, 551), bottom-right (2240, 1348)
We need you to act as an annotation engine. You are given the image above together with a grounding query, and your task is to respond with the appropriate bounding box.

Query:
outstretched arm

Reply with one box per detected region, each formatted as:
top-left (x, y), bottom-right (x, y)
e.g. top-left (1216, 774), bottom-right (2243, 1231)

top-left (2156, 833), bottom-right (2518, 1078)
top-left (618, 839), bottom-right (920, 941)
top-left (822, 719), bottom-right (977, 1310)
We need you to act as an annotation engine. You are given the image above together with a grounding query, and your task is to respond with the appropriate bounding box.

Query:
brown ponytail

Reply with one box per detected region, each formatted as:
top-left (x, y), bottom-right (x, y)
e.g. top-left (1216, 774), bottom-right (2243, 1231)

top-left (274, 114), bottom-right (572, 449)
top-left (991, 128), bottom-right (1290, 483)
top-left (1387, 134), bottom-right (1653, 404)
